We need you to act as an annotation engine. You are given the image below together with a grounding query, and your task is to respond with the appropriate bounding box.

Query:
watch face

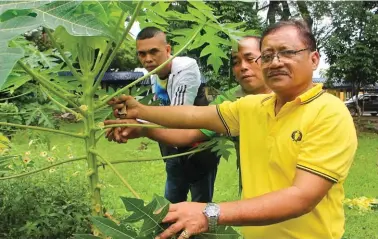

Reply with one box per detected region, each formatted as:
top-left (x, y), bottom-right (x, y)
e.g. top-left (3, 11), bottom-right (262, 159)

top-left (206, 203), bottom-right (220, 216)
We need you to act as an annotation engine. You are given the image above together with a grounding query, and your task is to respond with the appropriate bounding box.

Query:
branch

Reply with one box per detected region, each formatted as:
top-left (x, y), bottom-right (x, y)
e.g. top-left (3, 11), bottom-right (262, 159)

top-left (102, 123), bottom-right (164, 130)
top-left (40, 86), bottom-right (80, 118)
top-left (95, 22), bottom-right (207, 109)
top-left (17, 61), bottom-right (84, 114)
top-left (101, 147), bottom-right (209, 165)
top-left (0, 122), bottom-right (86, 139)
top-left (45, 28), bottom-right (82, 82)
top-left (91, 150), bottom-right (141, 199)
top-left (0, 90), bottom-right (33, 101)
top-left (0, 156), bottom-right (86, 180)
top-left (90, 1), bottom-right (144, 95)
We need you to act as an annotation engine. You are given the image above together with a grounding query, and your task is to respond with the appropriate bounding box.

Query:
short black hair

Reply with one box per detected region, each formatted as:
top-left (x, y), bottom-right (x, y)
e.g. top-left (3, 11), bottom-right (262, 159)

top-left (260, 20), bottom-right (316, 51)
top-left (136, 26), bottom-right (166, 41)
top-left (242, 35), bottom-right (261, 44)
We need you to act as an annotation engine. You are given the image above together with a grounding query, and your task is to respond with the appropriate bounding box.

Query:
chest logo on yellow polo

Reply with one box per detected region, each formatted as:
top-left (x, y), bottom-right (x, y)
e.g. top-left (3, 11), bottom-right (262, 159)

top-left (291, 130), bottom-right (303, 142)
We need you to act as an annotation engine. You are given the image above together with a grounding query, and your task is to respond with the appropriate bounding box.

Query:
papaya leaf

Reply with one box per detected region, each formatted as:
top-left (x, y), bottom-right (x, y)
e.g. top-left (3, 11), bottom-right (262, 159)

top-left (121, 197), bottom-right (169, 236)
top-left (199, 226), bottom-right (241, 239)
top-left (153, 194), bottom-right (170, 211)
top-left (0, 16), bottom-right (41, 43)
top-left (0, 73), bottom-right (32, 94)
top-left (187, 6), bottom-right (206, 22)
top-left (35, 1), bottom-right (113, 38)
top-left (0, 1), bottom-right (52, 16)
top-left (0, 46), bottom-right (24, 89)
top-left (90, 217), bottom-right (138, 239)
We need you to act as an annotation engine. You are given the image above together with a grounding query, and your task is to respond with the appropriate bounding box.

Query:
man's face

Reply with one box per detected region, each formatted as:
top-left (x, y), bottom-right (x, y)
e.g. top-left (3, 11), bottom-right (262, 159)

top-left (260, 26), bottom-right (319, 96)
top-left (232, 38), bottom-right (265, 94)
top-left (136, 33), bottom-right (171, 76)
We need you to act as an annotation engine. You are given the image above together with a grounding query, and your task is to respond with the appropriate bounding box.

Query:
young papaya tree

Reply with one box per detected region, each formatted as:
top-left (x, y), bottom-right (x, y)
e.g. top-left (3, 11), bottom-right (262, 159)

top-left (0, 1), bottom-right (253, 237)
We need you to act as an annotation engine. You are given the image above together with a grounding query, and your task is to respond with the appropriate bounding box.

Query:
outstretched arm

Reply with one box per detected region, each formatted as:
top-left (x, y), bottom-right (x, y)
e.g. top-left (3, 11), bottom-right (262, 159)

top-left (111, 95), bottom-right (228, 134)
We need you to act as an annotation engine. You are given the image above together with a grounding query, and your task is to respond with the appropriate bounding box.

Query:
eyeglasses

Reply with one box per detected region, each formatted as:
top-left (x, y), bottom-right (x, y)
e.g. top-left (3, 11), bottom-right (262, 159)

top-left (256, 48), bottom-right (310, 64)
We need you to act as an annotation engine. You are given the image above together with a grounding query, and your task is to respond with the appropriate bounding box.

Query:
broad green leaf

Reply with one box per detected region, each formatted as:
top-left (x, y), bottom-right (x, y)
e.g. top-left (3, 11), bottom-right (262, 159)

top-left (0, 73), bottom-right (32, 93)
top-left (188, 0), bottom-right (218, 22)
top-left (187, 6), bottom-right (206, 22)
top-left (91, 217), bottom-right (138, 239)
top-left (0, 16), bottom-right (41, 42)
top-left (35, 1), bottom-right (113, 38)
top-left (0, 1), bottom-right (51, 16)
top-left (122, 197), bottom-right (169, 236)
top-left (149, 2), bottom-right (170, 17)
top-left (207, 54), bottom-right (224, 74)
top-left (200, 45), bottom-right (228, 59)
top-left (145, 12), bottom-right (168, 26)
top-left (0, 47), bottom-right (24, 89)
top-left (199, 226), bottom-right (241, 239)
top-left (171, 36), bottom-right (188, 55)
top-left (153, 194), bottom-right (169, 210)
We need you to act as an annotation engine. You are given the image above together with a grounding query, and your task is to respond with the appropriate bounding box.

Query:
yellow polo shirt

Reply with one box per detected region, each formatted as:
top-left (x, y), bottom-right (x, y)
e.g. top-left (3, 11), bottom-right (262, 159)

top-left (217, 84), bottom-right (357, 239)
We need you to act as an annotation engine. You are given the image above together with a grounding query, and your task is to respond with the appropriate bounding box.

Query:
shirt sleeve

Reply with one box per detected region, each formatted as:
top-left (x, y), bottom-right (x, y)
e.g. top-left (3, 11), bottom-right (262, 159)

top-left (216, 100), bottom-right (241, 137)
top-left (297, 105), bottom-right (358, 183)
top-left (170, 65), bottom-right (201, 106)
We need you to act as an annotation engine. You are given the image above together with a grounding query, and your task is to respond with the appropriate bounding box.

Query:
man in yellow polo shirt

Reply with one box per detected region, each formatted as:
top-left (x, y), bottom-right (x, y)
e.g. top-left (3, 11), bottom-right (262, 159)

top-left (110, 20), bottom-right (357, 239)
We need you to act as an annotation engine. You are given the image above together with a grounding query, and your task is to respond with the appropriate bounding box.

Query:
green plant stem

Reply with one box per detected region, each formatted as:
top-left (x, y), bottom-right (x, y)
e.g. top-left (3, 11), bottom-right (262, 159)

top-left (0, 122), bottom-right (86, 139)
top-left (45, 28), bottom-right (82, 82)
top-left (0, 91), bottom-right (33, 101)
top-left (40, 86), bottom-right (80, 118)
top-left (95, 22), bottom-right (206, 109)
top-left (17, 61), bottom-right (84, 115)
top-left (99, 147), bottom-right (209, 166)
top-left (90, 1), bottom-right (143, 95)
top-left (91, 150), bottom-right (141, 199)
top-left (0, 156), bottom-right (86, 180)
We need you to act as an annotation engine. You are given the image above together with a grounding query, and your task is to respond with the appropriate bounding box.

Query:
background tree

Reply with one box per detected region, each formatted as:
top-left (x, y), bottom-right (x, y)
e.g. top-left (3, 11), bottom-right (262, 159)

top-left (323, 1), bottom-right (378, 113)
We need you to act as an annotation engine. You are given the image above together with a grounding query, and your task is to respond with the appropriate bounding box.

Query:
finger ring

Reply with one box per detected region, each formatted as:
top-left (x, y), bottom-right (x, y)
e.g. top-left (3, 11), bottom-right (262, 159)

top-left (180, 230), bottom-right (190, 239)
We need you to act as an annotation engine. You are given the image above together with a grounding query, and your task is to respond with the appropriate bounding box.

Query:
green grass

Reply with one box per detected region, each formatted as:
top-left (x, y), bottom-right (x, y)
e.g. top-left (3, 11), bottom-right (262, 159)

top-left (8, 122), bottom-right (378, 238)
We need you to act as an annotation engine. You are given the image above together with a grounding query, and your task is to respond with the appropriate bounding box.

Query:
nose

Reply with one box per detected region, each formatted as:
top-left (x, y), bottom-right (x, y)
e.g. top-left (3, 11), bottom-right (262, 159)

top-left (240, 60), bottom-right (249, 72)
top-left (268, 55), bottom-right (283, 68)
top-left (144, 54), bottom-right (153, 63)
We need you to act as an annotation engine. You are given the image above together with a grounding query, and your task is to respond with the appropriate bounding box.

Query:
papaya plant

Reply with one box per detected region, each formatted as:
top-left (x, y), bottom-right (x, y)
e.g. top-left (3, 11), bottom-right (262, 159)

top-left (0, 1), bottom-right (252, 237)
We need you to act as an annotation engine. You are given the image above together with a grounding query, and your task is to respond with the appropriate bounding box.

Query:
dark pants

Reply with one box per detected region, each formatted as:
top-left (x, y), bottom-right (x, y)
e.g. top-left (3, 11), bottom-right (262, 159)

top-left (160, 144), bottom-right (220, 203)
top-left (164, 157), bottom-right (218, 203)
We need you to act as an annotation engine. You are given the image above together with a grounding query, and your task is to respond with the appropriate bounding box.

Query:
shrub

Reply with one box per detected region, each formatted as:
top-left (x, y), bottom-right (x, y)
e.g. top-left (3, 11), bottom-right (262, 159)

top-left (0, 169), bottom-right (91, 238)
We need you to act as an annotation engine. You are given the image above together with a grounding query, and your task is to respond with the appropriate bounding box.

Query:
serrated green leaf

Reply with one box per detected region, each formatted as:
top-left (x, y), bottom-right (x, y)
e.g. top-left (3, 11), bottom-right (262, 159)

top-left (200, 45), bottom-right (228, 59)
top-left (188, 0), bottom-right (218, 22)
top-left (0, 1), bottom-right (52, 16)
top-left (145, 12), bottom-right (168, 26)
top-left (187, 6), bottom-right (206, 22)
top-left (153, 194), bottom-right (169, 210)
top-left (91, 217), bottom-right (138, 239)
top-left (0, 16), bottom-right (41, 43)
top-left (35, 1), bottom-right (113, 38)
top-left (121, 197), bottom-right (169, 236)
top-left (199, 226), bottom-right (241, 239)
top-left (0, 47), bottom-right (24, 89)
top-left (1, 73), bottom-right (32, 93)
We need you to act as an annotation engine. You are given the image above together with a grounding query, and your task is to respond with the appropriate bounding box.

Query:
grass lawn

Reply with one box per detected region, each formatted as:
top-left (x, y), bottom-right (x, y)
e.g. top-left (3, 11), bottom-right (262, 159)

top-left (8, 122), bottom-right (378, 238)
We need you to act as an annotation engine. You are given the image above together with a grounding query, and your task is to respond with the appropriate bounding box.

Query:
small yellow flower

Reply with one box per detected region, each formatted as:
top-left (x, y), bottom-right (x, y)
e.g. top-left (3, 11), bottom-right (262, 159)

top-left (40, 151), bottom-right (47, 157)
top-left (25, 151), bottom-right (31, 156)
top-left (79, 105), bottom-right (88, 112)
top-left (47, 156), bottom-right (55, 163)
top-left (49, 168), bottom-right (56, 173)
top-left (68, 154), bottom-right (74, 159)
top-left (23, 157), bottom-right (31, 164)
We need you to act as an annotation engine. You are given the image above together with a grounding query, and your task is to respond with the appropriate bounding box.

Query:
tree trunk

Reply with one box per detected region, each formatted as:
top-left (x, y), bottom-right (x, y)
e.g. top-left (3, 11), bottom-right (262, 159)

top-left (297, 1), bottom-right (313, 30)
top-left (267, 1), bottom-right (279, 25)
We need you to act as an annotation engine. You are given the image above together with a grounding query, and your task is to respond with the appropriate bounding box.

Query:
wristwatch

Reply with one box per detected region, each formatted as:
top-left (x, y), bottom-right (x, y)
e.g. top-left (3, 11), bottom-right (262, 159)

top-left (203, 203), bottom-right (220, 232)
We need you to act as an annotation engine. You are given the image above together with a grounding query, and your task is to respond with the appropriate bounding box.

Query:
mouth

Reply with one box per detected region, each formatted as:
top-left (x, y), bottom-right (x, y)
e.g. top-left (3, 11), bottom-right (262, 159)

top-left (242, 75), bottom-right (255, 80)
top-left (267, 71), bottom-right (289, 77)
top-left (145, 65), bottom-right (156, 71)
